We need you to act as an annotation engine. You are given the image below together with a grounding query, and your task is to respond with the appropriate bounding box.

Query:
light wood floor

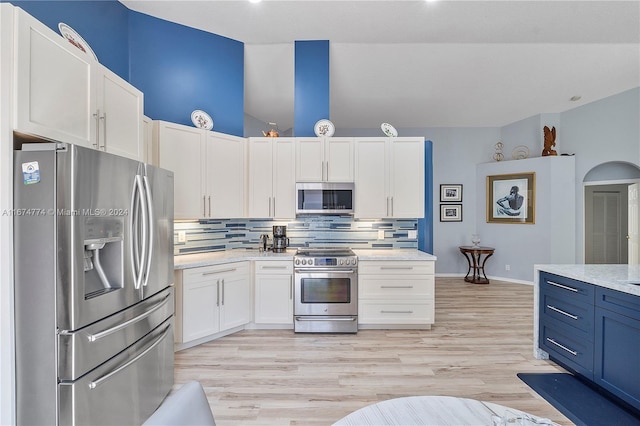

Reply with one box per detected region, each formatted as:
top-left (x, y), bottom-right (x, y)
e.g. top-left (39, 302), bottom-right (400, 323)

top-left (174, 278), bottom-right (573, 425)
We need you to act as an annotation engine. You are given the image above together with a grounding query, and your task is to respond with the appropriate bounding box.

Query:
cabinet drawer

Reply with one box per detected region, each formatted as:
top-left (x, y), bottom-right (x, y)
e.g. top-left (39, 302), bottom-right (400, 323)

top-left (540, 272), bottom-right (594, 303)
top-left (596, 287), bottom-right (640, 321)
top-left (358, 300), bottom-right (433, 325)
top-left (359, 261), bottom-right (434, 276)
top-left (540, 320), bottom-right (593, 378)
top-left (540, 291), bottom-right (594, 334)
top-left (255, 260), bottom-right (293, 274)
top-left (359, 276), bottom-right (434, 299)
top-left (184, 261), bottom-right (250, 283)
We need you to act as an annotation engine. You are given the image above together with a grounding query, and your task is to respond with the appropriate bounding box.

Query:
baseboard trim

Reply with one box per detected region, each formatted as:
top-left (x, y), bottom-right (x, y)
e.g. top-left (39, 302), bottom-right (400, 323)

top-left (435, 273), bottom-right (533, 286)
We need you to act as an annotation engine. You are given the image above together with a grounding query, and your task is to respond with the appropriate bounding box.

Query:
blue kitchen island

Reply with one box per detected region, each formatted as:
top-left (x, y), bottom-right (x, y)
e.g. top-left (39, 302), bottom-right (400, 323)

top-left (533, 264), bottom-right (640, 413)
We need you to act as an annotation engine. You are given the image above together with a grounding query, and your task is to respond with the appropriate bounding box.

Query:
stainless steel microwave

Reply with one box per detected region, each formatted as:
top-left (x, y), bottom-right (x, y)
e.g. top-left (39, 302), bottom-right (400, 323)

top-left (295, 182), bottom-right (354, 215)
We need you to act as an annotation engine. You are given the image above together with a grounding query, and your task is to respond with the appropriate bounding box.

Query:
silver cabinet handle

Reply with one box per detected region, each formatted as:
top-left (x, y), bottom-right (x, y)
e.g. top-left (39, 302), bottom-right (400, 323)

top-left (547, 305), bottom-right (579, 320)
top-left (89, 324), bottom-right (170, 389)
top-left (273, 197), bottom-right (276, 216)
top-left (390, 196), bottom-right (394, 216)
top-left (380, 266), bottom-right (414, 270)
top-left (216, 280), bottom-right (220, 307)
top-left (203, 196), bottom-right (206, 217)
top-left (261, 266), bottom-right (288, 270)
top-left (380, 285), bottom-right (414, 289)
top-left (100, 112), bottom-right (107, 150)
top-left (221, 278), bottom-right (225, 305)
top-left (546, 338), bottom-right (578, 356)
top-left (289, 276), bottom-right (293, 300)
top-left (547, 280), bottom-right (578, 293)
top-left (380, 310), bottom-right (413, 314)
top-left (202, 268), bottom-right (236, 276)
top-left (268, 197), bottom-right (272, 217)
top-left (208, 195), bottom-right (211, 217)
top-left (93, 109), bottom-right (100, 148)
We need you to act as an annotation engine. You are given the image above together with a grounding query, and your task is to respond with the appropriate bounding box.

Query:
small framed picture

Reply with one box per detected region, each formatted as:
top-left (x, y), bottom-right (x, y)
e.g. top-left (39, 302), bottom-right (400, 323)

top-left (440, 184), bottom-right (462, 202)
top-left (486, 172), bottom-right (535, 224)
top-left (440, 204), bottom-right (462, 222)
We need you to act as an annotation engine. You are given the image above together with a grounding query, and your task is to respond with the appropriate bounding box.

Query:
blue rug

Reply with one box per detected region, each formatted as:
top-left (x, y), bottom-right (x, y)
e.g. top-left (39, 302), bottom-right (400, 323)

top-left (517, 373), bottom-right (640, 426)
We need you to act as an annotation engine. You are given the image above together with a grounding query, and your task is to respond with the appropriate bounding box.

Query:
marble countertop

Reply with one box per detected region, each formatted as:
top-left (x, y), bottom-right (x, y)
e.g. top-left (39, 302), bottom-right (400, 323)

top-left (175, 248), bottom-right (436, 270)
top-left (534, 264), bottom-right (640, 297)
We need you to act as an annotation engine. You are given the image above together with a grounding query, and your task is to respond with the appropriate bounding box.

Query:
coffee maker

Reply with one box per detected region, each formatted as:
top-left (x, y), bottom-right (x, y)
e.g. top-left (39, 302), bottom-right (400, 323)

top-left (272, 225), bottom-right (289, 253)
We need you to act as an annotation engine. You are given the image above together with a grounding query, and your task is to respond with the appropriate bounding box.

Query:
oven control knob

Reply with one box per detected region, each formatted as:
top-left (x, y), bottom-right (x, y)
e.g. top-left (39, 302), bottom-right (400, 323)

top-left (309, 259), bottom-right (313, 266)
top-left (339, 259), bottom-right (344, 265)
top-left (295, 259), bottom-right (299, 265)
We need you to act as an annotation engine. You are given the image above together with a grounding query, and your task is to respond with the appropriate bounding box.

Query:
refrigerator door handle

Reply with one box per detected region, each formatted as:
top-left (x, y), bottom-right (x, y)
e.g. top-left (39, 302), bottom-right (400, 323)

top-left (88, 323), bottom-right (171, 389)
top-left (133, 175), bottom-right (149, 290)
top-left (130, 178), bottom-right (141, 289)
top-left (141, 176), bottom-right (154, 289)
top-left (86, 294), bottom-right (171, 342)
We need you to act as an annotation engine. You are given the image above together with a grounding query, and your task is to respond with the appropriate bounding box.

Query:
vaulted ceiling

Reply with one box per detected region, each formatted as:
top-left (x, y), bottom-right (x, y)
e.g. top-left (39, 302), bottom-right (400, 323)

top-left (121, 0), bottom-right (640, 132)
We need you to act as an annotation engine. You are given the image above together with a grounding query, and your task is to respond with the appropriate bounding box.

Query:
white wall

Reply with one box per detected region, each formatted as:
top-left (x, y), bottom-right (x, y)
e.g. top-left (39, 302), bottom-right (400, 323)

top-left (0, 4), bottom-right (14, 424)
top-left (560, 88), bottom-right (640, 262)
top-left (476, 156), bottom-right (576, 282)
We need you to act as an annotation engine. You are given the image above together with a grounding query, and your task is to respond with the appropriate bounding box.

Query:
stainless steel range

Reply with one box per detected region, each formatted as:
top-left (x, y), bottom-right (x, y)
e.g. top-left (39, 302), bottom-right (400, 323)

top-left (293, 247), bottom-right (358, 333)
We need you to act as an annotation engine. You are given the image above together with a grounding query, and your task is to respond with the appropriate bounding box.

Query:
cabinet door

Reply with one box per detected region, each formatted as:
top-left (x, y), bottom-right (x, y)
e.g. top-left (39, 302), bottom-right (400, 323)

top-left (95, 65), bottom-right (143, 161)
top-left (14, 8), bottom-right (95, 146)
top-left (156, 121), bottom-right (205, 219)
top-left (182, 278), bottom-right (220, 342)
top-left (248, 138), bottom-right (274, 218)
top-left (295, 137), bottom-right (323, 182)
top-left (325, 137), bottom-right (354, 182)
top-left (272, 138), bottom-right (296, 219)
top-left (255, 273), bottom-right (293, 324)
top-left (389, 138), bottom-right (424, 218)
top-left (207, 132), bottom-right (246, 218)
top-left (354, 138), bottom-right (388, 218)
top-left (219, 270), bottom-right (251, 331)
top-left (143, 116), bottom-right (154, 165)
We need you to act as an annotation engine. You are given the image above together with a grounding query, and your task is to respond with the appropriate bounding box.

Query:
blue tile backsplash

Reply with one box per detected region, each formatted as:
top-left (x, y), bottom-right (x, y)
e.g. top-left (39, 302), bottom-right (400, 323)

top-left (174, 216), bottom-right (418, 255)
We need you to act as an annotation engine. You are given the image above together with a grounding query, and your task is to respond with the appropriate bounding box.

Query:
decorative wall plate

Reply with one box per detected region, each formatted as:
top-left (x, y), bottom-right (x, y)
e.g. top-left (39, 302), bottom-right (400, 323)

top-left (381, 122), bottom-right (398, 137)
top-left (314, 119), bottom-right (335, 137)
top-left (512, 145), bottom-right (530, 160)
top-left (191, 110), bottom-right (213, 130)
top-left (58, 23), bottom-right (97, 61)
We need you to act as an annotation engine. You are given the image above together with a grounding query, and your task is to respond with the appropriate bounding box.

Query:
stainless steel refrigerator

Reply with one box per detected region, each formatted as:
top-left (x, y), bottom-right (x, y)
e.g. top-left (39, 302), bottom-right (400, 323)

top-left (14, 142), bottom-right (175, 425)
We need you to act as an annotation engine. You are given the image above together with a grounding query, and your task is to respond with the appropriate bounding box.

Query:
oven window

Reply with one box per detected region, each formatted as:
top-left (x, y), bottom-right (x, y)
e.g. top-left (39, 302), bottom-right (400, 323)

top-left (300, 278), bottom-right (351, 303)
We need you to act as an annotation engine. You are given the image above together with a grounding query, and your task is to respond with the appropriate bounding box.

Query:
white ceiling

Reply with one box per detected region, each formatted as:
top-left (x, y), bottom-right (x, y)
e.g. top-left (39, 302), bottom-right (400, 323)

top-left (121, 0), bottom-right (640, 132)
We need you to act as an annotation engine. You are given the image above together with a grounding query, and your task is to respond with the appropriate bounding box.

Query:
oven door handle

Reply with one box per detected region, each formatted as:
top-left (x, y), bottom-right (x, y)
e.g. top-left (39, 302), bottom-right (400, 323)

top-left (295, 268), bottom-right (356, 274)
top-left (295, 316), bottom-right (357, 321)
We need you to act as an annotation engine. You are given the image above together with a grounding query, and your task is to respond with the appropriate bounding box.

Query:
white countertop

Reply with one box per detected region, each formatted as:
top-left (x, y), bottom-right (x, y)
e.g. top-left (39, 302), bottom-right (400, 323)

top-left (333, 395), bottom-right (556, 426)
top-left (174, 248), bottom-right (436, 270)
top-left (534, 264), bottom-right (640, 297)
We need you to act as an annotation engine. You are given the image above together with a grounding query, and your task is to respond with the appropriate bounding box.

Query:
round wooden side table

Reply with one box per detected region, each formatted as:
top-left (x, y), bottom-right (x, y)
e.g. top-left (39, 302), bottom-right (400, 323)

top-left (459, 246), bottom-right (495, 284)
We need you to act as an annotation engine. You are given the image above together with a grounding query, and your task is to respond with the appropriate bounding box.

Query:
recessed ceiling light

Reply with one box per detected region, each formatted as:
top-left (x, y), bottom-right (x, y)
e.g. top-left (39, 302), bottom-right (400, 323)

top-left (570, 95), bottom-right (582, 102)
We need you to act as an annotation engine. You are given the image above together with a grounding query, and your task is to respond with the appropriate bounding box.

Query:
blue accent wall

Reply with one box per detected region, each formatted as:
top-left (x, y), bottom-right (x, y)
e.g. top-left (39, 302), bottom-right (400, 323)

top-left (6, 0), bottom-right (129, 79)
top-left (418, 140), bottom-right (434, 253)
top-left (129, 12), bottom-right (244, 136)
top-left (294, 40), bottom-right (330, 136)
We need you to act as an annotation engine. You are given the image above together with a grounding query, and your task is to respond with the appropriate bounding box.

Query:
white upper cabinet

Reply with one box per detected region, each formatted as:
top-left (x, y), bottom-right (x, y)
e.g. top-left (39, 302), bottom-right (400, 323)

top-left (155, 121), bottom-right (205, 219)
top-left (296, 137), bottom-right (354, 182)
top-left (248, 137), bottom-right (295, 219)
top-left (206, 131), bottom-right (246, 219)
top-left (355, 137), bottom-right (424, 219)
top-left (155, 121), bottom-right (246, 220)
top-left (14, 7), bottom-right (143, 161)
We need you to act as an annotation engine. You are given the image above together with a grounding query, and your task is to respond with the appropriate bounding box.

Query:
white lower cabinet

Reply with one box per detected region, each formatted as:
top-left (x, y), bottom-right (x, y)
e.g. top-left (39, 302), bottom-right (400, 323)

top-left (176, 262), bottom-right (251, 346)
top-left (253, 261), bottom-right (294, 326)
top-left (358, 260), bottom-right (435, 328)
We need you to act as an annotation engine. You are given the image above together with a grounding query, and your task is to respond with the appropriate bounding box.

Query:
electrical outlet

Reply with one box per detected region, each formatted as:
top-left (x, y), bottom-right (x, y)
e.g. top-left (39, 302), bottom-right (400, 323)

top-left (408, 230), bottom-right (417, 239)
top-left (178, 231), bottom-right (187, 243)
top-left (505, 264), bottom-right (510, 271)
top-left (377, 229), bottom-right (385, 239)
